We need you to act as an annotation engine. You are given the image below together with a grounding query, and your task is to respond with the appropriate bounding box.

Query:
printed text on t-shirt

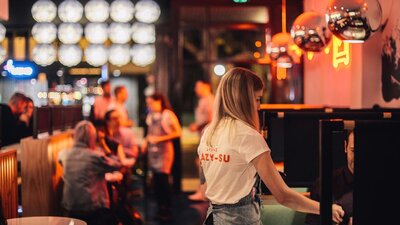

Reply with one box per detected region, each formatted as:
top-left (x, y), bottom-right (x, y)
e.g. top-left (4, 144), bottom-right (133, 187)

top-left (200, 153), bottom-right (230, 162)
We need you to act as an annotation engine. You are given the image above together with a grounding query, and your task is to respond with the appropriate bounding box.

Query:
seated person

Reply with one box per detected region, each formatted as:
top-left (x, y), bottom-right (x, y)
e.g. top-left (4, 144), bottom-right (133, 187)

top-left (305, 130), bottom-right (354, 225)
top-left (58, 121), bottom-right (122, 225)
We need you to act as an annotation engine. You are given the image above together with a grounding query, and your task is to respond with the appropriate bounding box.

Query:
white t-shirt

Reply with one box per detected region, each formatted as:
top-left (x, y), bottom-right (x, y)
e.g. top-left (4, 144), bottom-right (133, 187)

top-left (198, 119), bottom-right (270, 204)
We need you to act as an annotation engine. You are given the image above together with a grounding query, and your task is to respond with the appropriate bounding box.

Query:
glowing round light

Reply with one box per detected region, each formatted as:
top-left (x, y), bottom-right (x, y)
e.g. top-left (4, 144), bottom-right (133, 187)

top-left (326, 0), bottom-right (382, 43)
top-left (84, 23), bottom-right (108, 44)
top-left (135, 0), bottom-right (161, 23)
top-left (109, 22), bottom-right (131, 44)
top-left (290, 12), bottom-right (332, 52)
top-left (113, 69), bottom-right (121, 77)
top-left (213, 64), bottom-right (226, 76)
top-left (58, 23), bottom-right (83, 44)
top-left (31, 0), bottom-right (57, 22)
top-left (109, 44), bottom-right (130, 66)
top-left (0, 23), bottom-right (6, 42)
top-left (32, 44), bottom-right (56, 66)
top-left (268, 32), bottom-right (293, 60)
top-left (85, 44), bottom-right (108, 66)
top-left (58, 0), bottom-right (84, 23)
top-left (110, 0), bottom-right (134, 23)
top-left (32, 23), bottom-right (57, 44)
top-left (130, 44), bottom-right (155, 67)
top-left (0, 46), bottom-right (6, 64)
top-left (58, 44), bottom-right (82, 67)
top-left (131, 22), bottom-right (155, 44)
top-left (84, 0), bottom-right (109, 22)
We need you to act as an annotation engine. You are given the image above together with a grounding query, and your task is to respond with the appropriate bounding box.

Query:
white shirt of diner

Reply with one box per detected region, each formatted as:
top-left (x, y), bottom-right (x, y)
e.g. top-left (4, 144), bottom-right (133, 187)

top-left (198, 119), bottom-right (270, 204)
top-left (108, 102), bottom-right (129, 125)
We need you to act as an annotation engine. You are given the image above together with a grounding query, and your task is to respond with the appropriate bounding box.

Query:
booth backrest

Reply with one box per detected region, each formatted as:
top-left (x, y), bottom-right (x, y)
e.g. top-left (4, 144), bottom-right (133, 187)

top-left (0, 149), bottom-right (18, 219)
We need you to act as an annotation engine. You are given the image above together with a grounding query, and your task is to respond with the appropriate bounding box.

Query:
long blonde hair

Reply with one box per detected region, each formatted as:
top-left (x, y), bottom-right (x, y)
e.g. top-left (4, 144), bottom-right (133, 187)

top-left (206, 67), bottom-right (264, 146)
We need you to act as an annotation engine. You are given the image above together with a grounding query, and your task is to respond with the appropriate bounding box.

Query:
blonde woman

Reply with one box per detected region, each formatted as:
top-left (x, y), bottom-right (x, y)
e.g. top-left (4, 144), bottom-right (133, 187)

top-left (198, 67), bottom-right (344, 225)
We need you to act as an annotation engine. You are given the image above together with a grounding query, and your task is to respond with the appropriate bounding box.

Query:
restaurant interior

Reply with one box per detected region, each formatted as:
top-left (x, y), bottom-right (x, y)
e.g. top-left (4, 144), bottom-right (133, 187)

top-left (1, 0), bottom-right (400, 225)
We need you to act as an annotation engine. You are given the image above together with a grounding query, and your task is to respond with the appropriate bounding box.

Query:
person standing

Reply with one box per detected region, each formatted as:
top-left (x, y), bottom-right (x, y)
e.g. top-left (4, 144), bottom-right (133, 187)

top-left (108, 85), bottom-right (133, 127)
top-left (142, 93), bottom-right (182, 222)
top-left (198, 67), bottom-right (344, 225)
top-left (188, 80), bottom-right (214, 202)
top-left (91, 80), bottom-right (115, 127)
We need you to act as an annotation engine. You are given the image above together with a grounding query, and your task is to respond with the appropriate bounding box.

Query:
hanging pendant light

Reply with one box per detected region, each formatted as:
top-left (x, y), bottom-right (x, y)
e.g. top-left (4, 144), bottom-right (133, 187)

top-left (0, 23), bottom-right (6, 42)
top-left (291, 11), bottom-right (332, 52)
top-left (326, 0), bottom-right (382, 43)
top-left (31, 0), bottom-right (57, 23)
top-left (268, 0), bottom-right (295, 68)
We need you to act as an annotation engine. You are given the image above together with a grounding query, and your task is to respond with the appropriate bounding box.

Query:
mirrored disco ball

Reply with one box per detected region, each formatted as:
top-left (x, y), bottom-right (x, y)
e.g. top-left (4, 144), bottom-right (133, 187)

top-left (326, 0), bottom-right (382, 43)
top-left (291, 11), bottom-right (332, 52)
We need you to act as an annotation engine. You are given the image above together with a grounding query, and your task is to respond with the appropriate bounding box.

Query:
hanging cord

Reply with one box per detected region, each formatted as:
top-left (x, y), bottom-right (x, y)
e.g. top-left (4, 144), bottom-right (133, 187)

top-left (282, 0), bottom-right (287, 33)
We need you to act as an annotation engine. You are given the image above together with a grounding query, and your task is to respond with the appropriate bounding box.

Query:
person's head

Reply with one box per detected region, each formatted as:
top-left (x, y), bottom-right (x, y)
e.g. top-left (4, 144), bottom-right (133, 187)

top-left (114, 85), bottom-right (128, 103)
top-left (73, 120), bottom-right (97, 149)
top-left (211, 67), bottom-right (264, 130)
top-left (104, 109), bottom-right (121, 131)
top-left (146, 93), bottom-right (172, 113)
top-left (8, 92), bottom-right (28, 116)
top-left (194, 80), bottom-right (212, 97)
top-left (345, 130), bottom-right (354, 174)
top-left (25, 97), bottom-right (34, 118)
top-left (100, 80), bottom-right (111, 97)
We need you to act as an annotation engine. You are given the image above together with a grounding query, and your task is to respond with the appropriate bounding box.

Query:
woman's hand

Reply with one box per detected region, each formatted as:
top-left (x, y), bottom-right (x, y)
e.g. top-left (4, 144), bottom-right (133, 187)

top-left (332, 204), bottom-right (345, 224)
top-left (147, 135), bottom-right (159, 144)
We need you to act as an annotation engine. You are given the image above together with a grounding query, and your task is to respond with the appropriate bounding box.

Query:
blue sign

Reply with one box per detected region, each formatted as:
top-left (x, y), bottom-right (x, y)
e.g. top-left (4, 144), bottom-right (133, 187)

top-left (2, 59), bottom-right (37, 79)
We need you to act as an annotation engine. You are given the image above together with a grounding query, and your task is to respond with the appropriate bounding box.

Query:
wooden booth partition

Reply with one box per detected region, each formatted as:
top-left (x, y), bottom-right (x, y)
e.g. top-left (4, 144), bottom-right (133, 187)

top-left (20, 131), bottom-right (74, 216)
top-left (0, 149), bottom-right (18, 219)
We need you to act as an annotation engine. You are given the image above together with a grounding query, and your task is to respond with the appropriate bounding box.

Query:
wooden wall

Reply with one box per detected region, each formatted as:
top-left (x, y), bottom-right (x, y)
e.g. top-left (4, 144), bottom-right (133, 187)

top-left (20, 131), bottom-right (73, 216)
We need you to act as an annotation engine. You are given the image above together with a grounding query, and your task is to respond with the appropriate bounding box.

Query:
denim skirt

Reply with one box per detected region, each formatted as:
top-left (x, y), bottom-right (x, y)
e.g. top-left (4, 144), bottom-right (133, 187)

top-left (203, 192), bottom-right (262, 225)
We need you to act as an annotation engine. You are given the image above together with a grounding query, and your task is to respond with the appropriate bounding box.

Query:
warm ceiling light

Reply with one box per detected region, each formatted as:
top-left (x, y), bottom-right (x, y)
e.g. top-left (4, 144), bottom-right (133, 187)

top-left (0, 46), bottom-right (6, 64)
top-left (131, 22), bottom-right (155, 44)
top-left (58, 44), bottom-right (82, 67)
top-left (32, 44), bottom-right (56, 66)
top-left (109, 22), bottom-right (131, 44)
top-left (84, 0), bottom-right (109, 23)
top-left (32, 23), bottom-right (57, 44)
top-left (58, 0), bottom-right (84, 23)
top-left (84, 23), bottom-right (108, 44)
top-left (0, 23), bottom-right (6, 42)
top-left (85, 44), bottom-right (108, 67)
top-left (110, 0), bottom-right (135, 23)
top-left (135, 0), bottom-right (161, 23)
top-left (131, 44), bottom-right (155, 67)
top-left (326, 0), bottom-right (382, 43)
top-left (109, 44), bottom-right (130, 66)
top-left (291, 11), bottom-right (332, 52)
top-left (31, 0), bottom-right (57, 22)
top-left (58, 23), bottom-right (83, 44)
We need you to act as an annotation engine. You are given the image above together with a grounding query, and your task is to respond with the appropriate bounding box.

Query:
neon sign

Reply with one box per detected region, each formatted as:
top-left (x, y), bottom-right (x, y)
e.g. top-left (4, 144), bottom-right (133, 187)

top-left (2, 59), bottom-right (37, 78)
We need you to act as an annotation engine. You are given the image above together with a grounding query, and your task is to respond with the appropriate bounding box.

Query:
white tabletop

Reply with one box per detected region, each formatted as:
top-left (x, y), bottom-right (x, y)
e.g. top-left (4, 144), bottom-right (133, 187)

top-left (7, 216), bottom-right (87, 225)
